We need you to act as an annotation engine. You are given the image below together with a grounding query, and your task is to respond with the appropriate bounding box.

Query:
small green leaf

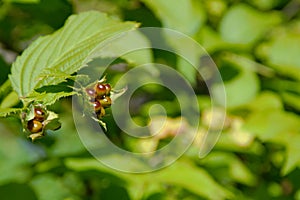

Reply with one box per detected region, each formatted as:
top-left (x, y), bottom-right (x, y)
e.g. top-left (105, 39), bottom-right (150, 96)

top-left (282, 92), bottom-right (300, 112)
top-left (30, 174), bottom-right (74, 200)
top-left (261, 32), bottom-right (300, 80)
top-left (9, 11), bottom-right (138, 99)
top-left (282, 134), bottom-right (300, 175)
top-left (212, 67), bottom-right (259, 108)
top-left (26, 91), bottom-right (77, 106)
top-left (142, 0), bottom-right (205, 35)
top-left (197, 26), bottom-right (229, 53)
top-left (243, 110), bottom-right (300, 142)
top-left (0, 108), bottom-right (22, 117)
top-left (247, 91), bottom-right (283, 111)
top-left (43, 111), bottom-right (61, 131)
top-left (201, 152), bottom-right (257, 186)
top-left (220, 4), bottom-right (282, 45)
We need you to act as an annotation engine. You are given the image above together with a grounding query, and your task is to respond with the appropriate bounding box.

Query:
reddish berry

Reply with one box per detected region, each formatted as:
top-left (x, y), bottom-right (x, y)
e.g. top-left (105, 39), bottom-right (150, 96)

top-left (99, 96), bottom-right (112, 108)
top-left (34, 107), bottom-right (46, 121)
top-left (85, 87), bottom-right (96, 97)
top-left (27, 119), bottom-right (43, 133)
top-left (91, 100), bottom-right (102, 112)
top-left (104, 84), bottom-right (111, 95)
top-left (95, 83), bottom-right (107, 97)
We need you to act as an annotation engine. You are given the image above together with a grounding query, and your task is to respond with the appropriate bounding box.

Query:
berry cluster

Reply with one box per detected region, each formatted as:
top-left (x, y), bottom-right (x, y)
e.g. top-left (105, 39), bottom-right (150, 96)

top-left (27, 106), bottom-right (47, 133)
top-left (85, 82), bottom-right (112, 119)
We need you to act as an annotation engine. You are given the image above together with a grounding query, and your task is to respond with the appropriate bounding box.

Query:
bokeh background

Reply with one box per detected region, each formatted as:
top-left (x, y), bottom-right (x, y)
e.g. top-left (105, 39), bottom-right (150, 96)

top-left (1, 0), bottom-right (300, 199)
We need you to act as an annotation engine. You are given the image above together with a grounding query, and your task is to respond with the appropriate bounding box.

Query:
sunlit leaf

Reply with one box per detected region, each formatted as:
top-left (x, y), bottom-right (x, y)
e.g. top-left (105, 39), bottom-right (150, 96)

top-left (65, 158), bottom-right (233, 200)
top-left (30, 174), bottom-right (76, 200)
top-left (201, 152), bottom-right (257, 186)
top-left (0, 108), bottom-right (22, 117)
top-left (260, 32), bottom-right (300, 80)
top-left (9, 11), bottom-right (138, 99)
top-left (220, 4), bottom-right (282, 45)
top-left (282, 134), bottom-right (300, 175)
top-left (25, 91), bottom-right (77, 106)
top-left (243, 110), bottom-right (300, 142)
top-left (142, 0), bottom-right (206, 35)
top-left (3, 0), bottom-right (40, 3)
top-left (212, 67), bottom-right (259, 108)
top-left (282, 92), bottom-right (300, 112)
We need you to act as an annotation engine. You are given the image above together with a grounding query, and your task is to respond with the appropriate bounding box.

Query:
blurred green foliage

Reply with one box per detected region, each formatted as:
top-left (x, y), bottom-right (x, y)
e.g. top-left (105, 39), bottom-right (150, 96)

top-left (1, 0), bottom-right (300, 199)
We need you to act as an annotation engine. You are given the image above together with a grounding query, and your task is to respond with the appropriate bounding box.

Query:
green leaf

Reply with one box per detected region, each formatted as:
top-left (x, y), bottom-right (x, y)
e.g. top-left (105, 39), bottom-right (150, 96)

top-left (48, 110), bottom-right (86, 157)
top-left (250, 0), bottom-right (282, 10)
top-left (65, 158), bottom-right (233, 200)
top-left (282, 134), bottom-right (300, 175)
top-left (260, 32), bottom-right (300, 80)
top-left (201, 152), bottom-right (257, 186)
top-left (142, 0), bottom-right (206, 35)
top-left (94, 29), bottom-right (153, 66)
top-left (9, 11), bottom-right (138, 99)
top-left (0, 125), bottom-right (42, 184)
top-left (247, 91), bottom-right (283, 111)
top-left (0, 79), bottom-right (13, 103)
top-left (0, 91), bottom-right (19, 109)
top-left (30, 174), bottom-right (76, 200)
top-left (152, 160), bottom-right (233, 200)
top-left (212, 66), bottom-right (259, 108)
top-left (220, 4), bottom-right (282, 45)
top-left (3, 0), bottom-right (40, 3)
top-left (243, 110), bottom-right (300, 142)
top-left (0, 108), bottom-right (22, 117)
top-left (25, 91), bottom-right (77, 106)
top-left (282, 92), bottom-right (300, 112)
top-left (43, 111), bottom-right (61, 131)
top-left (197, 26), bottom-right (229, 53)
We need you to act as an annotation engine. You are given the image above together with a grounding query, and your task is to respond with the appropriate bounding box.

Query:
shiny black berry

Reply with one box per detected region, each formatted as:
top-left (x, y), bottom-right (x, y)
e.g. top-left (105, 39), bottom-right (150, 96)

top-left (95, 83), bottom-right (107, 97)
top-left (27, 119), bottom-right (43, 133)
top-left (104, 83), bottom-right (111, 95)
top-left (91, 100), bottom-right (102, 112)
top-left (99, 96), bottom-right (112, 108)
top-left (34, 107), bottom-right (46, 121)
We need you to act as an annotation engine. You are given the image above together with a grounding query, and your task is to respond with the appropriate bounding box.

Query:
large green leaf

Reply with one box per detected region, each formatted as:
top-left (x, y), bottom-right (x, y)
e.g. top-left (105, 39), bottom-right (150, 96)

top-left (65, 158), bottom-right (233, 200)
top-left (9, 11), bottom-right (138, 99)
